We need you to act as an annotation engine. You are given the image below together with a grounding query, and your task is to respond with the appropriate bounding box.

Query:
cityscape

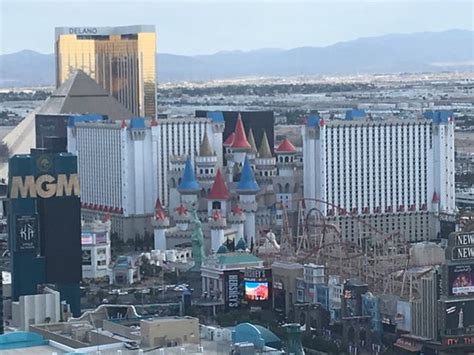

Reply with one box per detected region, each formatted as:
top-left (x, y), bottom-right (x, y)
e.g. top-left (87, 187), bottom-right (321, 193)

top-left (0, 1), bottom-right (473, 354)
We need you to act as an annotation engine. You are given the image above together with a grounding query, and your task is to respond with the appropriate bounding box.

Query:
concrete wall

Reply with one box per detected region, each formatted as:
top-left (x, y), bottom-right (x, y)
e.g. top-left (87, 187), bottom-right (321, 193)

top-left (103, 319), bottom-right (141, 341)
top-left (141, 317), bottom-right (199, 348)
top-left (12, 291), bottom-right (61, 330)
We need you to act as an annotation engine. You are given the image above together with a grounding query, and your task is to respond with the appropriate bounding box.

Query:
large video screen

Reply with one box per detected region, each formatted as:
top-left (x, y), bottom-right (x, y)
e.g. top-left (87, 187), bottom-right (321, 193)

top-left (449, 264), bottom-right (474, 296)
top-left (444, 299), bottom-right (474, 332)
top-left (245, 281), bottom-right (269, 301)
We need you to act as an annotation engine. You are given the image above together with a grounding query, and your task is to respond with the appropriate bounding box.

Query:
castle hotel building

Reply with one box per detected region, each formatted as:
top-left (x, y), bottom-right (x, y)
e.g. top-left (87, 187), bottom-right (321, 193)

top-left (67, 116), bottom-right (221, 238)
top-left (303, 111), bottom-right (455, 242)
top-left (55, 26), bottom-right (156, 118)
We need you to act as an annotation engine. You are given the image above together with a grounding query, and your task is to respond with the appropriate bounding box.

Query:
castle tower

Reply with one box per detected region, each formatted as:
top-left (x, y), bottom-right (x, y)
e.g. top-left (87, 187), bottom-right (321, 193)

top-left (275, 137), bottom-right (298, 210)
top-left (195, 131), bottom-right (217, 185)
top-left (209, 209), bottom-right (227, 253)
top-left (228, 114), bottom-right (252, 180)
top-left (207, 168), bottom-right (230, 216)
top-left (152, 198), bottom-right (169, 251)
top-left (173, 203), bottom-right (190, 231)
top-left (237, 157), bottom-right (260, 245)
top-left (247, 128), bottom-right (258, 161)
top-left (255, 131), bottom-right (276, 185)
top-left (207, 111), bottom-right (225, 168)
top-left (177, 158), bottom-right (200, 210)
top-left (228, 204), bottom-right (245, 242)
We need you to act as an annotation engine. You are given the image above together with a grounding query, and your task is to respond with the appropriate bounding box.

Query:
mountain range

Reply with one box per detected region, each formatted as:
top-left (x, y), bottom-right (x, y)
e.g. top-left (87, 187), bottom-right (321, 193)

top-left (0, 30), bottom-right (472, 87)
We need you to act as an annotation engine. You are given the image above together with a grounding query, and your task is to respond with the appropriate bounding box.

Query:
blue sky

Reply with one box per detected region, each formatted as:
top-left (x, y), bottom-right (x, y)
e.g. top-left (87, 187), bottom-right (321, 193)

top-left (0, 0), bottom-right (472, 55)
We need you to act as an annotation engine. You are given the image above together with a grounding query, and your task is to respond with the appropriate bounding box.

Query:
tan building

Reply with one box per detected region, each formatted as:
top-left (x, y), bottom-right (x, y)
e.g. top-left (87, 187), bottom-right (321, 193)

top-left (141, 316), bottom-right (199, 348)
top-left (55, 26), bottom-right (156, 118)
top-left (272, 261), bottom-right (304, 317)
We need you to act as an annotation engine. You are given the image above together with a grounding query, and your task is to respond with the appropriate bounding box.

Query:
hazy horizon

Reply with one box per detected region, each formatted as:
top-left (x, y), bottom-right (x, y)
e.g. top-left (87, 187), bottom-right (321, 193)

top-left (0, 0), bottom-right (473, 56)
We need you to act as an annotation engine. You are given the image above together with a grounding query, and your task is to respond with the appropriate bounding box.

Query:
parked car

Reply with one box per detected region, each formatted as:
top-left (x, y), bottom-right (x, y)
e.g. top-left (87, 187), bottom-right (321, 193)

top-left (124, 341), bottom-right (139, 350)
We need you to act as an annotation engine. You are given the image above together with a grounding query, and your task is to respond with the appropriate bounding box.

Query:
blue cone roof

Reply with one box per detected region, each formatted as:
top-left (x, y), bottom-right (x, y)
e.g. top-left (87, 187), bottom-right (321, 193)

top-left (235, 237), bottom-right (248, 251)
top-left (178, 158), bottom-right (200, 192)
top-left (237, 157), bottom-right (259, 192)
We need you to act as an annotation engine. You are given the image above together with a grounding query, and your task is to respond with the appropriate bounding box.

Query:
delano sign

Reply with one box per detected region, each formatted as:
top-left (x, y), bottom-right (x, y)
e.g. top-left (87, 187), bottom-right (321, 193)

top-left (10, 174), bottom-right (80, 199)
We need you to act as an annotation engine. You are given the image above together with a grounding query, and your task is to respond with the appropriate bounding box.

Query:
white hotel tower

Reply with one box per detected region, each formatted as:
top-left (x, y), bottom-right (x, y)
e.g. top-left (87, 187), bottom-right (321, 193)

top-left (68, 116), bottom-right (221, 239)
top-left (303, 110), bottom-right (455, 243)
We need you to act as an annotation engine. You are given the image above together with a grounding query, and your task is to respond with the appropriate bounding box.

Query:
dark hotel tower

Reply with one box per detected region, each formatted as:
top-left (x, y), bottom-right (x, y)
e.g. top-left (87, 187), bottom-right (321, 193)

top-left (7, 147), bottom-right (82, 316)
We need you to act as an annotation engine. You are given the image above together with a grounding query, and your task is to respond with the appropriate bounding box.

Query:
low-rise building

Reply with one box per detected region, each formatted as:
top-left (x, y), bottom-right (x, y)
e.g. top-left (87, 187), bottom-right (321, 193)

top-left (81, 215), bottom-right (112, 279)
top-left (141, 316), bottom-right (199, 348)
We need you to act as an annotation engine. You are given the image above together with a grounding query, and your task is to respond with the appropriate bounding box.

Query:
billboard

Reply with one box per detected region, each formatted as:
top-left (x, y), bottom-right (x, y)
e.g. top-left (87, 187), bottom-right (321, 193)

top-left (81, 233), bottom-right (94, 245)
top-left (449, 264), bottom-right (474, 296)
top-left (82, 250), bottom-right (92, 265)
top-left (95, 232), bottom-right (107, 244)
top-left (225, 271), bottom-right (241, 309)
top-left (443, 300), bottom-right (474, 334)
top-left (15, 215), bottom-right (38, 251)
top-left (245, 281), bottom-right (269, 301)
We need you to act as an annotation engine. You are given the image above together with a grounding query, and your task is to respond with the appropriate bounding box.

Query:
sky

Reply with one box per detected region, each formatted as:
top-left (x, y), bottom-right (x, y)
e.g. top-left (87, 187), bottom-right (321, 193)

top-left (0, 0), bottom-right (472, 55)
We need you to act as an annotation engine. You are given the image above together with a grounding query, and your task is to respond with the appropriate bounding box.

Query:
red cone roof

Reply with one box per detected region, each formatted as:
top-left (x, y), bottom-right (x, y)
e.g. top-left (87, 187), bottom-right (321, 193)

top-left (432, 191), bottom-right (440, 203)
top-left (120, 120), bottom-right (128, 129)
top-left (150, 117), bottom-right (158, 127)
top-left (207, 169), bottom-right (230, 200)
top-left (223, 132), bottom-right (235, 146)
top-left (275, 138), bottom-right (297, 153)
top-left (231, 114), bottom-right (251, 149)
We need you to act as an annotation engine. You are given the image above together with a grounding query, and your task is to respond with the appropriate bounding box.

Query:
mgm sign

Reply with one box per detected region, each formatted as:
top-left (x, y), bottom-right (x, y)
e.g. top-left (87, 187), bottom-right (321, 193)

top-left (10, 174), bottom-right (80, 199)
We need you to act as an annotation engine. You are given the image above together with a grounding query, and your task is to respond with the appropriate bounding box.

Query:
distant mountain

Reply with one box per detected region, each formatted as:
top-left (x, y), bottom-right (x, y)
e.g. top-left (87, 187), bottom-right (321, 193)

top-left (0, 50), bottom-right (55, 87)
top-left (0, 30), bottom-right (472, 87)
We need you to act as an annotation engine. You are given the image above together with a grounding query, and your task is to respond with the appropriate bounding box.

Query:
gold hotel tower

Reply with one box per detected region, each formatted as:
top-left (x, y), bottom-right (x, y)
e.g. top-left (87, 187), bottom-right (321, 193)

top-left (55, 25), bottom-right (156, 118)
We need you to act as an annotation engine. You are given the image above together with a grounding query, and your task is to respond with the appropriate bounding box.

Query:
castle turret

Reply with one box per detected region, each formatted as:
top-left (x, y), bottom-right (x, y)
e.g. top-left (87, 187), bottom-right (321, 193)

top-left (275, 137), bottom-right (297, 177)
top-left (195, 131), bottom-right (217, 185)
top-left (209, 209), bottom-right (227, 253)
top-left (247, 128), bottom-right (258, 161)
top-left (275, 137), bottom-right (298, 210)
top-left (207, 168), bottom-right (230, 217)
top-left (237, 157), bottom-right (260, 245)
top-left (152, 198), bottom-right (169, 251)
top-left (206, 111), bottom-right (225, 168)
top-left (173, 203), bottom-right (190, 231)
top-left (228, 204), bottom-right (245, 242)
top-left (255, 131), bottom-right (276, 185)
top-left (177, 158), bottom-right (200, 209)
top-left (229, 113), bottom-right (251, 166)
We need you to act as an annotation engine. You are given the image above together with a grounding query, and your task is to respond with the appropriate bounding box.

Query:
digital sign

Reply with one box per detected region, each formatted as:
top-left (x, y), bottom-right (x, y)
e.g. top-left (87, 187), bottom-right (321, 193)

top-left (95, 232), bottom-right (107, 244)
top-left (245, 282), bottom-right (269, 301)
top-left (81, 233), bottom-right (94, 245)
top-left (444, 300), bottom-right (474, 334)
top-left (449, 265), bottom-right (474, 296)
